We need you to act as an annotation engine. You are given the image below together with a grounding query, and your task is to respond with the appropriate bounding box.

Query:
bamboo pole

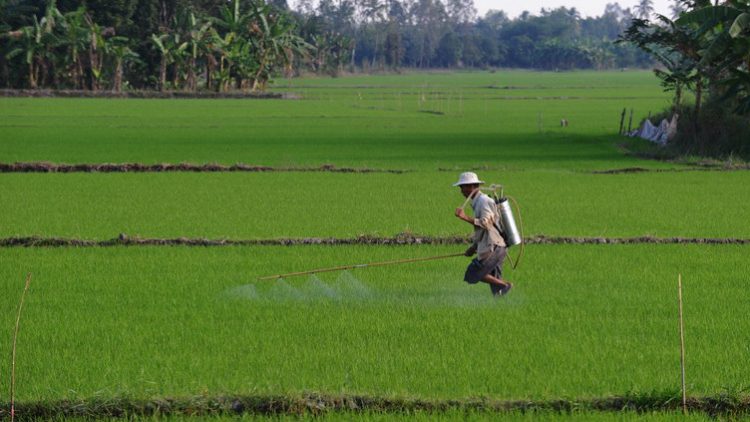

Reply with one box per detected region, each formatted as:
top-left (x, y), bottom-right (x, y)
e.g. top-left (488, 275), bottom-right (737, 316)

top-left (627, 108), bottom-right (634, 133)
top-left (459, 192), bottom-right (473, 210)
top-left (258, 253), bottom-right (464, 280)
top-left (11, 273), bottom-right (32, 422)
top-left (678, 273), bottom-right (687, 415)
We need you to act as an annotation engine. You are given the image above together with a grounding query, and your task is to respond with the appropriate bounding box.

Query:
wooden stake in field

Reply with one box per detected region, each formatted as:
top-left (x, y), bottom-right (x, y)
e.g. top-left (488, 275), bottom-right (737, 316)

top-left (10, 273), bottom-right (32, 422)
top-left (678, 273), bottom-right (687, 415)
top-left (627, 108), bottom-right (634, 133)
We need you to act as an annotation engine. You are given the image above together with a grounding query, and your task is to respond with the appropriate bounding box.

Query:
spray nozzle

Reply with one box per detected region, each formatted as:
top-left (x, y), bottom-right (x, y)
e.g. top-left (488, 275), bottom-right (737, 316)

top-left (485, 184), bottom-right (504, 199)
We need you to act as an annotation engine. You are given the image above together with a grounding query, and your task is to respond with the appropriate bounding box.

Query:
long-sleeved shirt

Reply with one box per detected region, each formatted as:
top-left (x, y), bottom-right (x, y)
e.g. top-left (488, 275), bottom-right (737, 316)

top-left (470, 192), bottom-right (506, 259)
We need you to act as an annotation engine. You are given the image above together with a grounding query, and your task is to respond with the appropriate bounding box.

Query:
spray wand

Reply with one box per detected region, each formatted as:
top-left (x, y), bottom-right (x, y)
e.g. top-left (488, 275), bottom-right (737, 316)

top-left (258, 253), bottom-right (465, 280)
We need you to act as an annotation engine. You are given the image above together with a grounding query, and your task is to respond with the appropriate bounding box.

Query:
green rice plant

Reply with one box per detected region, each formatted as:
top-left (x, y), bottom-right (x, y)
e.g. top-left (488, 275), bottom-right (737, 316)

top-left (1, 244), bottom-right (748, 403)
top-left (1, 70), bottom-right (747, 420)
top-left (0, 71), bottom-right (670, 170)
top-left (9, 409), bottom-right (720, 421)
top-left (1, 170), bottom-right (749, 240)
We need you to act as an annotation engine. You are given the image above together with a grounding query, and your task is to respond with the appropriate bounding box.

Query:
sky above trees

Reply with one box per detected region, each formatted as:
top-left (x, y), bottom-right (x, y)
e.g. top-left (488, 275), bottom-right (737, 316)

top-left (290, 0), bottom-right (672, 19)
top-left (477, 0), bottom-right (671, 18)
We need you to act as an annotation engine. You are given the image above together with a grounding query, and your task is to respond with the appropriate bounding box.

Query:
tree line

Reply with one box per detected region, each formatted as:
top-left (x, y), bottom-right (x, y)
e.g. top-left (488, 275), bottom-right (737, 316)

top-left (0, 0), bottom-right (656, 91)
top-left (0, 0), bottom-right (311, 91)
top-left (297, 1), bottom-right (653, 73)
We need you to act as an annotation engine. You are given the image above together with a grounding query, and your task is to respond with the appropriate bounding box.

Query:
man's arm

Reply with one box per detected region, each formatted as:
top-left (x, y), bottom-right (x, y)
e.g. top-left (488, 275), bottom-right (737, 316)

top-left (455, 207), bottom-right (477, 226)
top-left (456, 207), bottom-right (478, 256)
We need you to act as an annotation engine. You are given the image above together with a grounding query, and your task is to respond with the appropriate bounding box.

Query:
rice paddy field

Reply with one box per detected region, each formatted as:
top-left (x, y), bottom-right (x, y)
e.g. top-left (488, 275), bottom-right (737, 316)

top-left (1, 70), bottom-right (749, 420)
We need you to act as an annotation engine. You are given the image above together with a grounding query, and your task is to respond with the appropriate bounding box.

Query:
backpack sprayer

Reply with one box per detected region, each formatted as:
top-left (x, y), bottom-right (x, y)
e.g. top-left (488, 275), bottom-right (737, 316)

top-left (258, 183), bottom-right (524, 280)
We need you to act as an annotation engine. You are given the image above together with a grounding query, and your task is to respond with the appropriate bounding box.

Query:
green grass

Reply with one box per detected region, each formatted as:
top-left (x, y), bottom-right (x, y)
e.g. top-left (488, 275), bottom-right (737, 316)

top-left (167, 411), bottom-right (715, 421)
top-left (10, 410), bottom-right (722, 421)
top-left (0, 70), bottom-right (672, 170)
top-left (3, 407), bottom-right (726, 421)
top-left (2, 170), bottom-right (750, 240)
top-left (2, 70), bottom-right (748, 419)
top-left (1, 244), bottom-right (748, 402)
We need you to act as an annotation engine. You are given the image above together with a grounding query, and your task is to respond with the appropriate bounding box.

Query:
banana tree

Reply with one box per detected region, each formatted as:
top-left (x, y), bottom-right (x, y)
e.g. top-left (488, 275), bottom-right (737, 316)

top-left (211, 0), bottom-right (252, 35)
top-left (726, 7), bottom-right (750, 112)
top-left (151, 32), bottom-right (187, 91)
top-left (210, 0), bottom-right (253, 91)
top-left (107, 36), bottom-right (139, 92)
top-left (619, 16), bottom-right (703, 113)
top-left (183, 12), bottom-right (213, 91)
top-left (0, 23), bottom-right (9, 86)
top-left (209, 30), bottom-right (238, 91)
top-left (676, 2), bottom-right (750, 113)
top-left (246, 1), bottom-right (313, 91)
top-left (5, 15), bottom-right (58, 88)
top-left (85, 17), bottom-right (106, 90)
top-left (313, 32), bottom-right (352, 76)
top-left (60, 7), bottom-right (88, 89)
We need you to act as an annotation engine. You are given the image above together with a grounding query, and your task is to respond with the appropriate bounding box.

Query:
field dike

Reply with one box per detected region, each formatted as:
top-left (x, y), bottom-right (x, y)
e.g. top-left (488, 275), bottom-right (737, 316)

top-left (591, 166), bottom-right (750, 174)
top-left (0, 88), bottom-right (289, 99)
top-left (2, 234), bottom-right (750, 247)
top-left (0, 162), bottom-right (408, 174)
top-left (1, 392), bottom-right (750, 419)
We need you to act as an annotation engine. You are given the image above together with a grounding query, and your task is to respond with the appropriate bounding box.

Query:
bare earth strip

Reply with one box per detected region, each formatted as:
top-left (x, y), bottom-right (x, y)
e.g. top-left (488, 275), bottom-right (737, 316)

top-left (591, 166), bottom-right (750, 174)
top-left (0, 162), bottom-right (409, 174)
top-left (1, 392), bottom-right (748, 419)
top-left (0, 89), bottom-right (290, 99)
top-left (2, 235), bottom-right (749, 247)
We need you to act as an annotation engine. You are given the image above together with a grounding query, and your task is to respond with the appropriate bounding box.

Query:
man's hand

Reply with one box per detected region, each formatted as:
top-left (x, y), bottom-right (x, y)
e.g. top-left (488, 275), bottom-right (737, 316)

top-left (455, 207), bottom-right (474, 225)
top-left (464, 246), bottom-right (476, 257)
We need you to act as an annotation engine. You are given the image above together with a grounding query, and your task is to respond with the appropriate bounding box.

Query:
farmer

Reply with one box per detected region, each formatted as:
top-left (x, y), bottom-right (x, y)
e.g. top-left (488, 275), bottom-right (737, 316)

top-left (453, 172), bottom-right (513, 297)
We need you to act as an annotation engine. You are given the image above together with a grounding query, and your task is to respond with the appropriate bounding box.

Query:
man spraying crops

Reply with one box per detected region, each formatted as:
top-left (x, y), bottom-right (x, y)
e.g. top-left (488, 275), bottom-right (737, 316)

top-left (453, 172), bottom-right (513, 297)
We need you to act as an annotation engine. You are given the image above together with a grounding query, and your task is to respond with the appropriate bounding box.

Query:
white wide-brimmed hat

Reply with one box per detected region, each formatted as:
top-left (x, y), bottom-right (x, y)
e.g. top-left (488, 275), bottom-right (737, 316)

top-left (452, 172), bottom-right (484, 186)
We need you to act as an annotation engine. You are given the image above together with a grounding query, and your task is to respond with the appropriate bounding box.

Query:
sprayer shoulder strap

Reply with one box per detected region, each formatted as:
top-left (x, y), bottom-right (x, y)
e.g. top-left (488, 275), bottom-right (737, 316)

top-left (493, 202), bottom-right (505, 233)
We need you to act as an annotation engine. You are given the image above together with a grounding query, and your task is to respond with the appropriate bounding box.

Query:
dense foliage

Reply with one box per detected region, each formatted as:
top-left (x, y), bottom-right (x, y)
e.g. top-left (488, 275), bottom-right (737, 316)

top-left (0, 0), bottom-right (312, 91)
top-left (293, 1), bottom-right (652, 73)
top-left (620, 0), bottom-right (750, 157)
top-left (0, 0), bottom-right (654, 90)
